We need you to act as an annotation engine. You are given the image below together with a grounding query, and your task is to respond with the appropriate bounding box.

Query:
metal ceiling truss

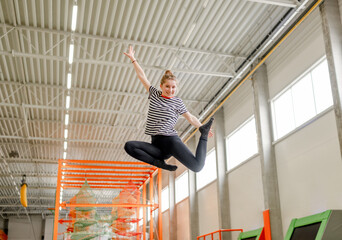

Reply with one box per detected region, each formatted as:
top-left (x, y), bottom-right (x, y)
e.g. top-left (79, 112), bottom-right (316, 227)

top-left (246, 0), bottom-right (299, 8)
top-left (0, 81), bottom-right (210, 104)
top-left (2, 23), bottom-right (247, 59)
top-left (1, 22), bottom-right (242, 78)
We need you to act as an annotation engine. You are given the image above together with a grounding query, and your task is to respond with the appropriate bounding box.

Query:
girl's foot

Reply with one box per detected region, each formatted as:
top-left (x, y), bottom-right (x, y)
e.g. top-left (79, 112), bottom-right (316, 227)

top-left (153, 160), bottom-right (178, 171)
top-left (199, 117), bottom-right (214, 140)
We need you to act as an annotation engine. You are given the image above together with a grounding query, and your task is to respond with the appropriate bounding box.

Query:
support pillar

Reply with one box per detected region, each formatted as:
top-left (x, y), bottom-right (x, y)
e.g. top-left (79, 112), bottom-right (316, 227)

top-left (320, 0), bottom-right (342, 157)
top-left (253, 64), bottom-right (283, 239)
top-left (214, 108), bottom-right (231, 239)
top-left (168, 163), bottom-right (177, 240)
top-left (188, 137), bottom-right (200, 239)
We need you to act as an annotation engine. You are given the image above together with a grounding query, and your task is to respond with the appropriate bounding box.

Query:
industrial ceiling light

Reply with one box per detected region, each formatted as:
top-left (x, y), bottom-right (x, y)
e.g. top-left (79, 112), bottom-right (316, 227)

top-left (65, 114), bottom-right (69, 126)
top-left (67, 73), bottom-right (72, 89)
top-left (68, 43), bottom-right (74, 64)
top-left (66, 96), bottom-right (70, 109)
top-left (71, 4), bottom-right (78, 31)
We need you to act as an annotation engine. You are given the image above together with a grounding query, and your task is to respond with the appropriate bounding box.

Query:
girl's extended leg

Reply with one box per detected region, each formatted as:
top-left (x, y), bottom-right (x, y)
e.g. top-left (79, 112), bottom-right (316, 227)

top-left (124, 141), bottom-right (177, 171)
top-left (166, 118), bottom-right (214, 172)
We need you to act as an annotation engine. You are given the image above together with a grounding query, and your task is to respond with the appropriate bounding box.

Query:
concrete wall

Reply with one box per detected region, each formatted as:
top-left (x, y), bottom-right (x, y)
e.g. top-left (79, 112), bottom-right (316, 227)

top-left (275, 109), bottom-right (342, 234)
top-left (162, 210), bottom-right (170, 240)
top-left (197, 181), bottom-right (219, 236)
top-left (176, 198), bottom-right (190, 240)
top-left (8, 215), bottom-right (43, 240)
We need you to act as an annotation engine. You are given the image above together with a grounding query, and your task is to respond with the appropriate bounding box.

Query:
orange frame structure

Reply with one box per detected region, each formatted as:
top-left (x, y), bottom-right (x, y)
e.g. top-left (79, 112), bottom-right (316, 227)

top-left (53, 159), bottom-right (163, 240)
top-left (197, 229), bottom-right (244, 240)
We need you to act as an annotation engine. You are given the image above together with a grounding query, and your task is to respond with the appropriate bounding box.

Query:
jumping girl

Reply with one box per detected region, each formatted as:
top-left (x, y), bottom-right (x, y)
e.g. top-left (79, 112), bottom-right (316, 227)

top-left (123, 46), bottom-right (214, 172)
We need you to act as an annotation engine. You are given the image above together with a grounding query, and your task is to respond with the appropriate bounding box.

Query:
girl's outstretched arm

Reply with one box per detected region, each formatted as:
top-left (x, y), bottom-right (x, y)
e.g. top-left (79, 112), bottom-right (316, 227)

top-left (123, 46), bottom-right (151, 92)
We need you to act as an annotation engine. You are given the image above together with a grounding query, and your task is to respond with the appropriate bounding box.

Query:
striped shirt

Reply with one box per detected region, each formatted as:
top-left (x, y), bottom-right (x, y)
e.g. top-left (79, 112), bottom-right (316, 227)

top-left (145, 86), bottom-right (187, 136)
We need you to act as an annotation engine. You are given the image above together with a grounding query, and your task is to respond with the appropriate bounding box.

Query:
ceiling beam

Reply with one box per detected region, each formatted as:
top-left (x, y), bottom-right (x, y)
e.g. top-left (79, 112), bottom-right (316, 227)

top-left (0, 117), bottom-right (142, 129)
top-left (0, 204), bottom-right (53, 208)
top-left (2, 23), bottom-right (246, 59)
top-left (0, 135), bottom-right (124, 145)
top-left (0, 102), bottom-right (145, 116)
top-left (0, 50), bottom-right (234, 78)
top-left (0, 81), bottom-right (209, 104)
top-left (246, 0), bottom-right (298, 7)
top-left (0, 186), bottom-right (56, 190)
top-left (0, 196), bottom-right (118, 200)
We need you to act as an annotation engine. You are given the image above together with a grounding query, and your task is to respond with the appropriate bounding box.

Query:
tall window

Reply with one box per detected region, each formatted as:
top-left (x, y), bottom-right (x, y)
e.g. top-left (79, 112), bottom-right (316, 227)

top-left (196, 149), bottom-right (217, 190)
top-left (139, 208), bottom-right (143, 226)
top-left (175, 171), bottom-right (189, 203)
top-left (161, 187), bottom-right (169, 212)
top-left (226, 117), bottom-right (258, 171)
top-left (272, 58), bottom-right (333, 140)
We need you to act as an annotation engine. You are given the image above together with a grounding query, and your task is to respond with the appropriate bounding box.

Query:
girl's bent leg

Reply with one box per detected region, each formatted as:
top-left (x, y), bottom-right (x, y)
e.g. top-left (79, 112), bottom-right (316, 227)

top-left (124, 141), bottom-right (177, 171)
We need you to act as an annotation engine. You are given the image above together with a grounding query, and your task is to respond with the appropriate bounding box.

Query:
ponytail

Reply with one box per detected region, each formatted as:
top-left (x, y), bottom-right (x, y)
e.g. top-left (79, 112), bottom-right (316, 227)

top-left (160, 70), bottom-right (177, 85)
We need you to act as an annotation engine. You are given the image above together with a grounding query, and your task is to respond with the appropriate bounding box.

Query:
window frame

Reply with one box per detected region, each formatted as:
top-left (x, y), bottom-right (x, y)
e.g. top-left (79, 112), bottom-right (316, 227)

top-left (161, 186), bottom-right (169, 212)
top-left (196, 148), bottom-right (217, 191)
top-left (271, 57), bottom-right (333, 141)
top-left (175, 171), bottom-right (189, 204)
top-left (225, 116), bottom-right (259, 172)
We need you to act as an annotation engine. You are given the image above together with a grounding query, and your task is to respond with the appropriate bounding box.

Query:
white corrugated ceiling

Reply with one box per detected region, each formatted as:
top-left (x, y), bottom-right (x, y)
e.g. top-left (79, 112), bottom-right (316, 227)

top-left (0, 0), bottom-right (316, 217)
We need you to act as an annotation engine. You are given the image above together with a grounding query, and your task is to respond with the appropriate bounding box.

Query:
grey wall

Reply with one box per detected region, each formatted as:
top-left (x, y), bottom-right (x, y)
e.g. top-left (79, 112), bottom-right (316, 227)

top-left (197, 181), bottom-right (219, 236)
top-left (8, 215), bottom-right (43, 240)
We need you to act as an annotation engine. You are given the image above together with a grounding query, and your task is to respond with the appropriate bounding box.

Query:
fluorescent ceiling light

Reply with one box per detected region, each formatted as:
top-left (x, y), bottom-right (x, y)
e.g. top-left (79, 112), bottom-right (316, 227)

top-left (66, 96), bottom-right (70, 109)
top-left (67, 73), bottom-right (72, 89)
top-left (63, 152), bottom-right (67, 159)
top-left (64, 141), bottom-right (68, 150)
top-left (68, 44), bottom-right (74, 64)
top-left (64, 129), bottom-right (68, 139)
top-left (65, 114), bottom-right (69, 125)
top-left (71, 5), bottom-right (78, 31)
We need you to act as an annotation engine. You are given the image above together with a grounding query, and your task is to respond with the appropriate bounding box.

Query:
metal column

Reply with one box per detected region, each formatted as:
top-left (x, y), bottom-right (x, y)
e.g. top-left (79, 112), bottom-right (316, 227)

top-left (320, 0), bottom-right (342, 158)
top-left (252, 64), bottom-right (283, 239)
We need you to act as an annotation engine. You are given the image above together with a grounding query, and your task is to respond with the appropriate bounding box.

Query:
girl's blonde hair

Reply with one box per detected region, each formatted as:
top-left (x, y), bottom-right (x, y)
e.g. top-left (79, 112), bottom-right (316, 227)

top-left (160, 70), bottom-right (177, 85)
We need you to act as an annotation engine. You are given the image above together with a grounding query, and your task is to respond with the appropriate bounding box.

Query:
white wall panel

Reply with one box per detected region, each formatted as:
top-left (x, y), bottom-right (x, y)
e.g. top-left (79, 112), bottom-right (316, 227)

top-left (0, 219), bottom-right (4, 230)
top-left (198, 181), bottom-right (219, 236)
top-left (162, 210), bottom-right (170, 240)
top-left (223, 80), bottom-right (255, 136)
top-left (8, 215), bottom-right (43, 240)
top-left (44, 218), bottom-right (54, 240)
top-left (176, 198), bottom-right (190, 240)
top-left (275, 110), bottom-right (342, 236)
top-left (266, 9), bottom-right (325, 99)
top-left (228, 156), bottom-right (265, 232)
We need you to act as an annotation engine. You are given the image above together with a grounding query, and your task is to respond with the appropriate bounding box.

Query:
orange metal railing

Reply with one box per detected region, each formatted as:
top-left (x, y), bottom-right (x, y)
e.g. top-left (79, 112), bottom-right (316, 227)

top-left (53, 159), bottom-right (163, 240)
top-left (197, 229), bottom-right (243, 240)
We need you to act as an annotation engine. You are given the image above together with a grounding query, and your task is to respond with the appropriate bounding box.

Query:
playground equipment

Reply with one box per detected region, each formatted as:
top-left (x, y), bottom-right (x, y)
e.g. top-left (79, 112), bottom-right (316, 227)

top-left (53, 159), bottom-right (162, 240)
top-left (237, 210), bottom-right (271, 240)
top-left (284, 210), bottom-right (342, 240)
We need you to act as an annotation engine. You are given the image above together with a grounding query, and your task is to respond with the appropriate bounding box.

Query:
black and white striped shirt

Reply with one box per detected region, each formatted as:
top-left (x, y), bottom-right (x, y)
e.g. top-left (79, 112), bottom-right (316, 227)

top-left (145, 86), bottom-right (187, 136)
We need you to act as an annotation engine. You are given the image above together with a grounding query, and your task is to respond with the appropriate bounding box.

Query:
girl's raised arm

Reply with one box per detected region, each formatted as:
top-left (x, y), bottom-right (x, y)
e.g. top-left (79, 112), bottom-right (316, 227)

top-left (123, 46), bottom-right (151, 92)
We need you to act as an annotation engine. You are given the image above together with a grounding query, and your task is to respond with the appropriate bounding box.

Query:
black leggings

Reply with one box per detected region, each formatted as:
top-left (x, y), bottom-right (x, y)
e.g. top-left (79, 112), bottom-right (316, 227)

top-left (124, 135), bottom-right (208, 172)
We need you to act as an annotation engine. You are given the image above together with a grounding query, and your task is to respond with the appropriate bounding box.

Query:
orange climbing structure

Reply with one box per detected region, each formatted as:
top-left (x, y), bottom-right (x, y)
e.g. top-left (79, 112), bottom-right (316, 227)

top-left (53, 159), bottom-right (163, 240)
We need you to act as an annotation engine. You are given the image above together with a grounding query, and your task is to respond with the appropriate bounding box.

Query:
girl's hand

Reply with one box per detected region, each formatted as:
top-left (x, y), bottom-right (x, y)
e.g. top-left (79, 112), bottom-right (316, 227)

top-left (123, 46), bottom-right (136, 62)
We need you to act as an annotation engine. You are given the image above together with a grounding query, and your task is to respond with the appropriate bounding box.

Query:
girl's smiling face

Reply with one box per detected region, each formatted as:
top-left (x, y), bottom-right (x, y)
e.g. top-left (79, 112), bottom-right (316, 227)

top-left (160, 79), bottom-right (177, 98)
